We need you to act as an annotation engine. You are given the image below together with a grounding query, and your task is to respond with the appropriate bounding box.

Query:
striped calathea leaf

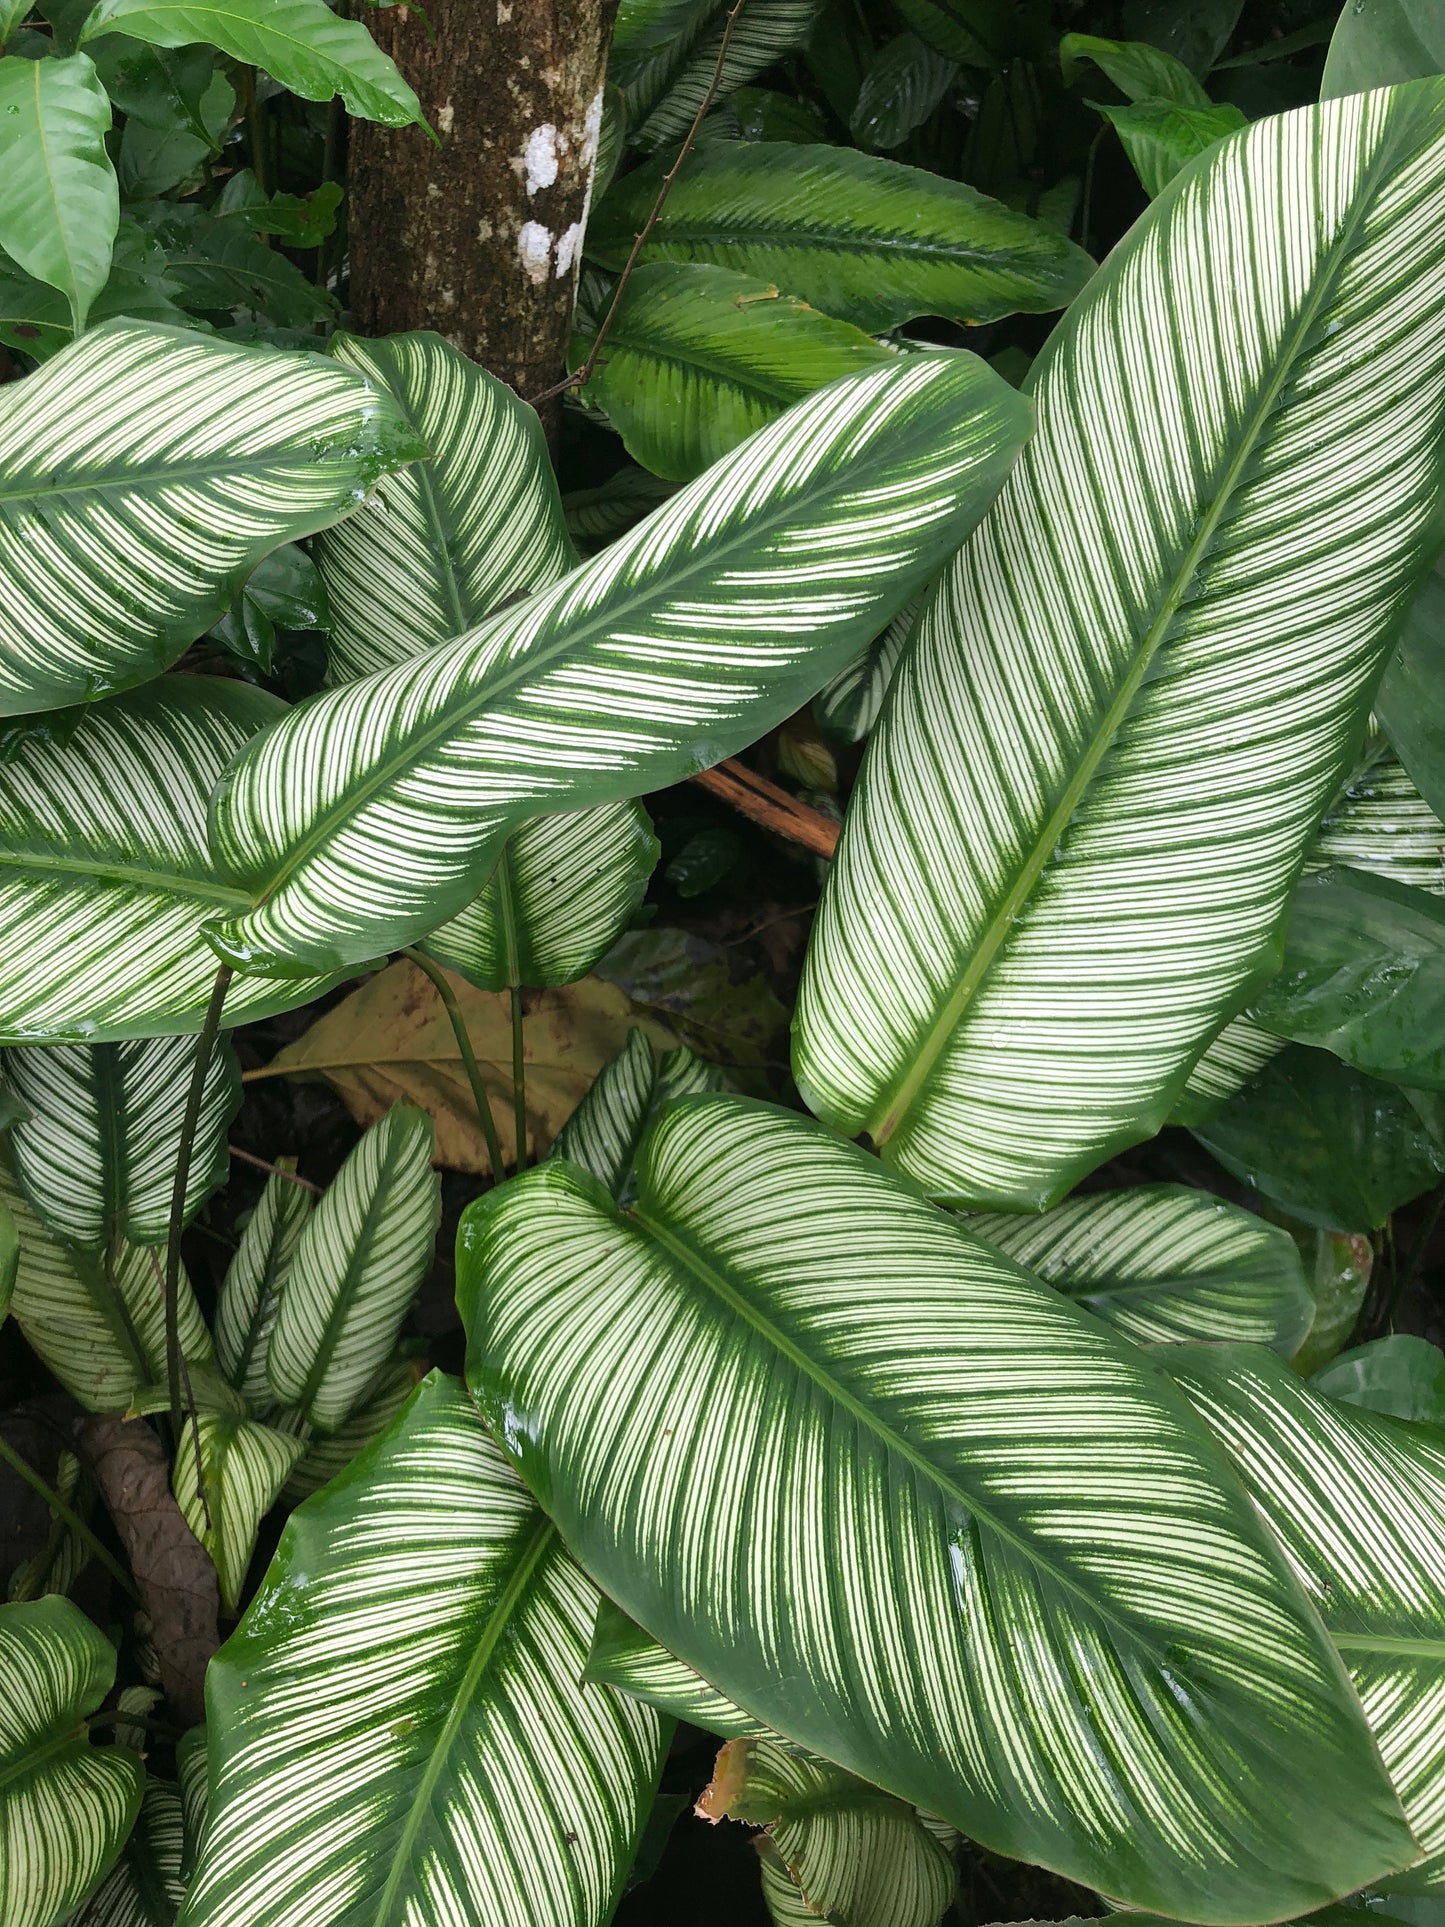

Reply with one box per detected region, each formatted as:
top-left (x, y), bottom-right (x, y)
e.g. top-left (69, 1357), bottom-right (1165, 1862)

top-left (74, 1775), bottom-right (185, 1927)
top-left (423, 800), bottom-right (660, 990)
top-left (459, 1093), bottom-right (1417, 1919)
top-left (180, 1371), bottom-right (667, 1927)
top-left (0, 677), bottom-right (343, 1044)
top-left (202, 354), bottom-right (1031, 975)
top-left (172, 1415), bottom-right (306, 1614)
top-left (585, 1595), bottom-right (771, 1740)
top-left (277, 1356), bottom-right (424, 1503)
top-left (310, 331), bottom-right (574, 681)
top-left (814, 594), bottom-right (920, 746)
top-left (546, 1025), bottom-right (721, 1206)
top-left (795, 80), bottom-right (1445, 1210)
top-left (1172, 1343), bottom-right (1445, 1890)
top-left (966, 1184), bottom-right (1314, 1352)
top-left (698, 1736), bottom-right (957, 1927)
top-left (2, 1034), bottom-right (241, 1251)
top-left (0, 1596), bottom-right (143, 1927)
top-left (610, 0), bottom-right (824, 150)
top-left (0, 320), bottom-right (422, 716)
top-left (212, 1164), bottom-right (311, 1409)
top-left (264, 1105), bottom-right (439, 1432)
top-left (0, 1151), bottom-right (211, 1412)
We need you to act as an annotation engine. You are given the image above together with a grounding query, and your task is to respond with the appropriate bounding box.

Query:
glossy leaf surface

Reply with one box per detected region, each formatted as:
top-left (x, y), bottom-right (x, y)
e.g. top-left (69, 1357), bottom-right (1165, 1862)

top-left (0, 322), bottom-right (422, 715)
top-left (206, 355), bottom-right (1030, 975)
top-left (797, 83), bottom-right (1445, 1208)
top-left (181, 1373), bottom-right (666, 1927)
top-left (0, 53), bottom-right (117, 333)
top-left (461, 1094), bottom-right (1413, 1920)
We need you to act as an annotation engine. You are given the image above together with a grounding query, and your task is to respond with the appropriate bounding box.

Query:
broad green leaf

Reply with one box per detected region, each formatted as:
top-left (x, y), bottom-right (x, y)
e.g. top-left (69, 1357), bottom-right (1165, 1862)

top-left (1060, 32), bottom-right (1212, 104)
top-left (1314, 1334), bottom-right (1445, 1426)
top-left (892, 0), bottom-right (1009, 65)
top-left (75, 1776), bottom-right (184, 1926)
top-left (1192, 1045), bottom-right (1445, 1231)
top-left (181, 1372), bottom-right (667, 1927)
top-left (313, 331), bottom-right (575, 681)
top-left (423, 801), bottom-right (659, 991)
top-left (967, 1183), bottom-right (1313, 1352)
top-left (460, 1093), bottom-right (1415, 1918)
top-left (1293, 1224), bottom-right (1376, 1374)
top-left (707, 83), bottom-right (828, 144)
top-left (588, 144), bottom-right (1095, 332)
top-left (1377, 557), bottom-right (1445, 821)
top-left (1323, 0), bottom-right (1445, 99)
top-left (814, 596), bottom-right (918, 745)
top-left (86, 37), bottom-right (219, 140)
top-left (205, 354), bottom-right (1030, 975)
top-left (1, 1151), bottom-right (211, 1411)
top-left (1121, 0), bottom-right (1242, 73)
top-left (796, 83), bottom-right (1445, 1210)
top-left (138, 203), bottom-right (333, 329)
top-left (79, 0), bottom-right (423, 127)
top-left (611, 0), bottom-right (824, 151)
top-left (1097, 98), bottom-right (1248, 197)
top-left (850, 33), bottom-right (959, 150)
top-left (546, 1025), bottom-right (721, 1205)
top-left (1250, 867), bottom-right (1445, 1086)
top-left (700, 1737), bottom-right (957, 1927)
top-left (1174, 1343), bottom-right (1445, 1889)
top-left (0, 1597), bottom-right (144, 1927)
top-left (212, 1165), bottom-right (311, 1408)
top-left (578, 262), bottom-right (894, 482)
top-left (3, 1035), bottom-right (241, 1250)
top-left (0, 679), bottom-right (343, 1043)
top-left (277, 1355), bottom-right (423, 1502)
top-left (0, 220), bottom-right (193, 363)
top-left (0, 322), bottom-right (423, 715)
top-left (173, 1414), bottom-right (305, 1612)
top-left (265, 1105), bottom-right (439, 1431)
top-left (585, 1596), bottom-right (770, 1739)
top-left (0, 51), bottom-right (116, 335)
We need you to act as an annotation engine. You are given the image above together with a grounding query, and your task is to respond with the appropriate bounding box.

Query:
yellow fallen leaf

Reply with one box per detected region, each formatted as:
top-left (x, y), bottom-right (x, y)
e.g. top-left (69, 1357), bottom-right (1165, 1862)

top-left (248, 960), bottom-right (675, 1175)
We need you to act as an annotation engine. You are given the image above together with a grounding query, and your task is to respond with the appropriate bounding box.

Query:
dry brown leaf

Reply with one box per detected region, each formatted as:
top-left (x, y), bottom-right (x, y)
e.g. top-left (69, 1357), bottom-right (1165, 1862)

top-left (249, 960), bottom-right (675, 1174)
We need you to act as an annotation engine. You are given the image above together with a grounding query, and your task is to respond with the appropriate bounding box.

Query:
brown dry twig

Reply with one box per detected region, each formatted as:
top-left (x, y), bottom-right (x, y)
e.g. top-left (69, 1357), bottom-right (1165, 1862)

top-left (227, 1144), bottom-right (324, 1194)
top-left (692, 759), bottom-right (840, 860)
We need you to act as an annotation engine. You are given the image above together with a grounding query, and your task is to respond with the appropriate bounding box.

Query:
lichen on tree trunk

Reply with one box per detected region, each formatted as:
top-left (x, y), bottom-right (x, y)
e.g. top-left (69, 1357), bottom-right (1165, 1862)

top-left (348, 0), bottom-right (618, 423)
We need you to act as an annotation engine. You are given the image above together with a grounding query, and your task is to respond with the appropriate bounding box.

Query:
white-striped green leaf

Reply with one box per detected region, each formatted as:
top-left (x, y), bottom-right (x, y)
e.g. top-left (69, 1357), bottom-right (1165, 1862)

top-left (546, 1025), bottom-right (721, 1206)
top-left (277, 1356), bottom-right (424, 1503)
top-left (814, 595), bottom-right (919, 745)
top-left (967, 1183), bottom-right (1314, 1352)
top-left (0, 1596), bottom-right (144, 1927)
top-left (460, 1093), bottom-right (1416, 1918)
top-left (611, 0), bottom-right (824, 150)
top-left (701, 1737), bottom-right (956, 1927)
top-left (3, 1036), bottom-right (240, 1252)
top-left (1, 1151), bottom-right (211, 1412)
top-left (312, 331), bottom-right (574, 681)
top-left (563, 466), bottom-right (676, 555)
top-left (0, 1198), bottom-right (15, 1324)
top-left (265, 1106), bottom-right (439, 1432)
top-left (206, 355), bottom-right (1030, 976)
top-left (175, 1729), bottom-right (206, 1887)
top-left (173, 1415), bottom-right (305, 1613)
top-left (423, 801), bottom-right (659, 991)
top-left (796, 83), bottom-right (1445, 1210)
top-left (0, 678), bottom-right (345, 1045)
top-left (75, 1777), bottom-right (185, 1927)
top-left (0, 52), bottom-right (117, 336)
top-left (0, 321), bottom-right (422, 716)
top-left (578, 263), bottom-right (895, 482)
top-left (851, 32), bottom-right (960, 151)
top-left (212, 1165), bottom-right (311, 1409)
top-left (1172, 1343), bottom-right (1445, 1891)
top-left (585, 1596), bottom-right (770, 1740)
top-left (589, 143), bottom-right (1095, 331)
top-left (180, 1371), bottom-right (667, 1927)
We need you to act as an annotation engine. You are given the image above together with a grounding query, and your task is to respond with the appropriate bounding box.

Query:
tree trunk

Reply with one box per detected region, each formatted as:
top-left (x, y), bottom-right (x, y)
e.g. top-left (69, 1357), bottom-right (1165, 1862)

top-left (347, 0), bottom-right (617, 427)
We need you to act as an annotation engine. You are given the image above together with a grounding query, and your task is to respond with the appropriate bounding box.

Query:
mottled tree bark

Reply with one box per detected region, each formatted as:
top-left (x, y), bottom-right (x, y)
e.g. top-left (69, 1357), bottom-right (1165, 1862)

top-left (348, 0), bottom-right (617, 425)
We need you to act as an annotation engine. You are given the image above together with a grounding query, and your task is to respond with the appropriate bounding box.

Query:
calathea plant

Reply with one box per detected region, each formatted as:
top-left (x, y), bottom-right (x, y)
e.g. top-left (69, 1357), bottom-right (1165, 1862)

top-left (5, 17), bottom-right (1445, 1927)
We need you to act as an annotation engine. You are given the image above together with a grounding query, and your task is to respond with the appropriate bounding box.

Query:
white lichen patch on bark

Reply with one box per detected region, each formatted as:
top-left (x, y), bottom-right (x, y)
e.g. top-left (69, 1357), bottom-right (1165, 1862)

top-left (437, 98), bottom-right (455, 135)
top-left (517, 220), bottom-right (554, 284)
top-left (523, 123), bottom-right (561, 195)
top-left (554, 221), bottom-right (583, 278)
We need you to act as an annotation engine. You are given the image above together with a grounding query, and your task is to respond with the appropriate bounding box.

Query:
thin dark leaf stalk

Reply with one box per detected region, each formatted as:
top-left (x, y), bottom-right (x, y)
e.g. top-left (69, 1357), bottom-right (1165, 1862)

top-left (496, 855), bottom-right (528, 1172)
top-left (401, 946), bottom-right (508, 1180)
top-left (0, 1432), bottom-right (140, 1602)
top-left (228, 1144), bottom-right (323, 1194)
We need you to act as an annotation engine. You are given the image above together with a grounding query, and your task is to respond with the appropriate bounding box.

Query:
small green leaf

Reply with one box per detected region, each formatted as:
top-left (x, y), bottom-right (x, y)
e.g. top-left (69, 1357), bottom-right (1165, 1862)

top-left (850, 32), bottom-right (959, 150)
top-left (213, 1165), bottom-right (311, 1409)
top-left (1313, 1334), bottom-right (1445, 1426)
top-left (1323, 0), bottom-right (1445, 99)
top-left (139, 203), bottom-right (334, 327)
top-left (547, 1026), bottom-right (722, 1206)
top-left (79, 0), bottom-right (424, 127)
top-left (173, 1414), bottom-right (305, 1612)
top-left (0, 1597), bottom-right (144, 1927)
top-left (0, 51), bottom-right (117, 333)
top-left (1097, 97), bottom-right (1248, 197)
top-left (1060, 33), bottom-right (1212, 105)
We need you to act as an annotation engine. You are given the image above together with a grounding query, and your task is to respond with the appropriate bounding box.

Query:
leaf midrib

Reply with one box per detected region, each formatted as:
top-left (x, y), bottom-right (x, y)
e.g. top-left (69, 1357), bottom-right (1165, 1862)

top-left (631, 225), bottom-right (1044, 271)
top-left (0, 450), bottom-right (341, 510)
top-left (231, 368), bottom-right (962, 908)
top-left (598, 314), bottom-right (868, 408)
top-left (366, 1515), bottom-right (556, 1927)
top-left (0, 848), bottom-right (252, 909)
top-left (867, 126), bottom-right (1395, 1146)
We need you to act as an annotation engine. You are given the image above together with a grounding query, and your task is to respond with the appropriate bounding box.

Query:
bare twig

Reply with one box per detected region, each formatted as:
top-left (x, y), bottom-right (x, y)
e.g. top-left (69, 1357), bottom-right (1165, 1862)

top-left (692, 759), bottom-right (840, 860)
top-left (227, 1145), bottom-right (323, 1194)
top-left (529, 0), bottom-right (749, 407)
